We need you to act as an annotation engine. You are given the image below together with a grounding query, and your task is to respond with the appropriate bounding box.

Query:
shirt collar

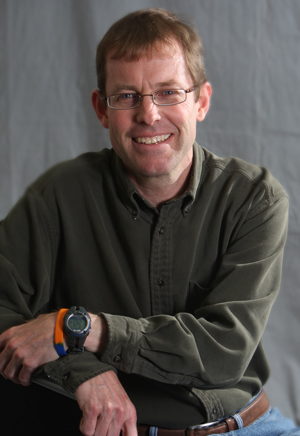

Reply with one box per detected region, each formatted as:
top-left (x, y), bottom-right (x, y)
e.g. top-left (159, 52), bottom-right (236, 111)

top-left (183, 141), bottom-right (204, 214)
top-left (112, 142), bottom-right (204, 219)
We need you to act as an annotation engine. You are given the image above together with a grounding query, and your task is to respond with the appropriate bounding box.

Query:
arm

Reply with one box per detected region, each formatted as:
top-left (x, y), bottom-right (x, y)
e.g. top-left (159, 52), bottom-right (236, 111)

top-left (97, 195), bottom-right (289, 388)
top-left (0, 191), bottom-right (136, 435)
top-left (0, 162), bottom-right (288, 429)
top-left (0, 312), bottom-right (137, 436)
top-left (0, 190), bottom-right (113, 385)
top-left (0, 182), bottom-right (288, 390)
top-left (0, 313), bottom-right (137, 436)
top-left (0, 312), bottom-right (106, 386)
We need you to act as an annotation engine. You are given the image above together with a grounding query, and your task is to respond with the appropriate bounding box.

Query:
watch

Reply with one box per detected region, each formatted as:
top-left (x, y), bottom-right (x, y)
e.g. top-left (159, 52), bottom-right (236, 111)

top-left (63, 306), bottom-right (91, 353)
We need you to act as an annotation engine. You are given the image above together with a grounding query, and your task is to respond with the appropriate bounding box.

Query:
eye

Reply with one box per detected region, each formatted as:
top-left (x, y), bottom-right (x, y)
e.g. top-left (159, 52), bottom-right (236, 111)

top-left (154, 89), bottom-right (184, 105)
top-left (113, 93), bottom-right (134, 101)
top-left (162, 90), bottom-right (176, 95)
top-left (156, 90), bottom-right (182, 99)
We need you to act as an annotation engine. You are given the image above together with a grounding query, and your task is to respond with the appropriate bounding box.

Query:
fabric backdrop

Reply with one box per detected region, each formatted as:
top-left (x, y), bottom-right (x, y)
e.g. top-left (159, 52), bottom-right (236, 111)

top-left (1, 0), bottom-right (300, 425)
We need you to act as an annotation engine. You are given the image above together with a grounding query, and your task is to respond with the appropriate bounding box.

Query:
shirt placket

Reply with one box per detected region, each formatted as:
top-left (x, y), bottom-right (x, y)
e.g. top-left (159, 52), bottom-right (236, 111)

top-left (149, 204), bottom-right (176, 316)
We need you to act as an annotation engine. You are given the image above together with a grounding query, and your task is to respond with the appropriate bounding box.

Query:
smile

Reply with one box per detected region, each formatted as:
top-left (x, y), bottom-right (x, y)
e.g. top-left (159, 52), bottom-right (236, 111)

top-left (134, 134), bottom-right (171, 144)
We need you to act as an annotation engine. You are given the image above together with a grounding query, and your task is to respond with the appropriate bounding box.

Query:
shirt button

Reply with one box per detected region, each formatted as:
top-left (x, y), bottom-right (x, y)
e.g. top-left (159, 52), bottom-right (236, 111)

top-left (113, 355), bottom-right (122, 363)
top-left (184, 208), bottom-right (190, 214)
top-left (132, 210), bottom-right (138, 220)
top-left (62, 372), bottom-right (70, 381)
top-left (159, 227), bottom-right (165, 234)
top-left (157, 279), bottom-right (164, 286)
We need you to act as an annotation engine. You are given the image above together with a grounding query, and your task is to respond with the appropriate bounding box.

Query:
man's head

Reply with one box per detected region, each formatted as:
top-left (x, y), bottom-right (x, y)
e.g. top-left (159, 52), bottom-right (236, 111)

top-left (92, 8), bottom-right (211, 197)
top-left (96, 8), bottom-right (207, 100)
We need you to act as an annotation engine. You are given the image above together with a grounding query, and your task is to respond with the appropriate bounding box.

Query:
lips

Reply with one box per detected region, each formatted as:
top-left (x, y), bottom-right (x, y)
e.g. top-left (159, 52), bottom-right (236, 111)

top-left (134, 134), bottom-right (171, 144)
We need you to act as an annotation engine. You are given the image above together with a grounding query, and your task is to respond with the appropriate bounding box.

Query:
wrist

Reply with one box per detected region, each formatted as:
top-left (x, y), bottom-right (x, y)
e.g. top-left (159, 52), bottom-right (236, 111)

top-left (55, 307), bottom-right (93, 356)
top-left (63, 306), bottom-right (91, 354)
top-left (54, 308), bottom-right (69, 356)
top-left (85, 314), bottom-right (108, 354)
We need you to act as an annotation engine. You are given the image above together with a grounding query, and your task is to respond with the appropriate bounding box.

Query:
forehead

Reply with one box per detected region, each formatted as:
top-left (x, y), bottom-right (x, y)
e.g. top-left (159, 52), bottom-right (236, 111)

top-left (105, 41), bottom-right (192, 93)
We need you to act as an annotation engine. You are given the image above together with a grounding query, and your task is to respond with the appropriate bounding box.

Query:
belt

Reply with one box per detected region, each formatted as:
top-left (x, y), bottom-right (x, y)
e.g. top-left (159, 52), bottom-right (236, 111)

top-left (137, 390), bottom-right (270, 436)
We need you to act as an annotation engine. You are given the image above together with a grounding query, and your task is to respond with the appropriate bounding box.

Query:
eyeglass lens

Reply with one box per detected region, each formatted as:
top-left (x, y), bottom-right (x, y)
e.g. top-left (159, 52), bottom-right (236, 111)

top-left (108, 89), bottom-right (187, 109)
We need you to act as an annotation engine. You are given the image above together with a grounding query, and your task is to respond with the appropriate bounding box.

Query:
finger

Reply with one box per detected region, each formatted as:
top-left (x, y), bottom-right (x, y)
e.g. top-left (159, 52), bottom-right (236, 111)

top-left (18, 359), bottom-right (35, 386)
top-left (0, 342), bottom-right (18, 380)
top-left (91, 406), bottom-right (114, 436)
top-left (3, 362), bottom-right (22, 384)
top-left (3, 342), bottom-right (36, 385)
top-left (79, 410), bottom-right (99, 436)
top-left (95, 415), bottom-right (123, 436)
top-left (2, 348), bottom-right (24, 384)
top-left (122, 418), bottom-right (138, 436)
top-left (0, 349), bottom-right (11, 375)
top-left (106, 421), bottom-right (123, 436)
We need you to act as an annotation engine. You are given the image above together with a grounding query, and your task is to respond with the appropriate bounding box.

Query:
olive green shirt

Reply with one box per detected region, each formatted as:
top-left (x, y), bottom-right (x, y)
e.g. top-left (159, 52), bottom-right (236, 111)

top-left (0, 143), bottom-right (288, 428)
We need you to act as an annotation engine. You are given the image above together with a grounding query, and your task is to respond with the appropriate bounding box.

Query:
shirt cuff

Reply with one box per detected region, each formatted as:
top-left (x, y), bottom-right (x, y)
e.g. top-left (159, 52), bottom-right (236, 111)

top-left (38, 351), bottom-right (116, 393)
top-left (100, 313), bottom-right (145, 373)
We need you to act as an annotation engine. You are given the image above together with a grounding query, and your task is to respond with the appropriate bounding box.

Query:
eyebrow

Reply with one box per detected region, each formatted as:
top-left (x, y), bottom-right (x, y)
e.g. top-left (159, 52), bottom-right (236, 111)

top-left (111, 85), bottom-right (138, 94)
top-left (155, 80), bottom-right (181, 88)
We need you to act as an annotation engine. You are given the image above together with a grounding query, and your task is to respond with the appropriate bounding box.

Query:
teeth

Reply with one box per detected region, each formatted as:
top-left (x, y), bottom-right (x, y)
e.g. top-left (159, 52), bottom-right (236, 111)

top-left (136, 134), bottom-right (171, 144)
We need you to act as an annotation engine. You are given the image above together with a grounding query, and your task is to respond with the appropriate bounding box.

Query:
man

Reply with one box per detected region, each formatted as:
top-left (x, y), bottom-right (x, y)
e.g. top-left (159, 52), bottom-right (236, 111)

top-left (0, 8), bottom-right (298, 436)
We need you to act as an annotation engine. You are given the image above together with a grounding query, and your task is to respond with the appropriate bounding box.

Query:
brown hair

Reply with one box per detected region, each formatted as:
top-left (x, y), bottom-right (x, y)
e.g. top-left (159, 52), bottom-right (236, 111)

top-left (96, 8), bottom-right (207, 99)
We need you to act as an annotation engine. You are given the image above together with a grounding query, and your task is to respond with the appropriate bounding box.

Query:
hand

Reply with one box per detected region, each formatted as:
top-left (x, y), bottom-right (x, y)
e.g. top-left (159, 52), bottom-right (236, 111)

top-left (0, 313), bottom-right (58, 386)
top-left (75, 370), bottom-right (137, 436)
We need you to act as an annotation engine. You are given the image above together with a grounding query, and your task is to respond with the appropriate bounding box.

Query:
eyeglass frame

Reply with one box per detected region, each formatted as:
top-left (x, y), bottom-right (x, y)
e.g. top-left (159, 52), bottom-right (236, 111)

top-left (97, 85), bottom-right (199, 110)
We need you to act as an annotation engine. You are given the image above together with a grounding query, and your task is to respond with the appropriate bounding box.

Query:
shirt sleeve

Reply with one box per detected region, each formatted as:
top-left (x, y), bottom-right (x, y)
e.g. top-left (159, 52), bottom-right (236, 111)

top-left (99, 194), bottom-right (289, 389)
top-left (0, 189), bottom-right (115, 394)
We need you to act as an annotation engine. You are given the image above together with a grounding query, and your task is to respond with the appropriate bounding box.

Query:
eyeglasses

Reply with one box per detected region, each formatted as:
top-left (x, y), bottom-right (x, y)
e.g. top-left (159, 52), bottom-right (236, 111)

top-left (98, 86), bottom-right (199, 110)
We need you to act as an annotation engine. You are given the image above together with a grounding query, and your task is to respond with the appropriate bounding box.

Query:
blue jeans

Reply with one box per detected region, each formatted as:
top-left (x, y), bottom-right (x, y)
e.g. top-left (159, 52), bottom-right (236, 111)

top-left (148, 408), bottom-right (300, 436)
top-left (224, 407), bottom-right (300, 435)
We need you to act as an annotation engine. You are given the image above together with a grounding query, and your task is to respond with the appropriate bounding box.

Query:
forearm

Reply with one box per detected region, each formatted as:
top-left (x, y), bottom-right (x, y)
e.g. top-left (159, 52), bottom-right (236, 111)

top-left (99, 198), bottom-right (288, 388)
top-left (99, 311), bottom-right (260, 388)
top-left (0, 310), bottom-right (112, 390)
top-left (38, 312), bottom-right (113, 394)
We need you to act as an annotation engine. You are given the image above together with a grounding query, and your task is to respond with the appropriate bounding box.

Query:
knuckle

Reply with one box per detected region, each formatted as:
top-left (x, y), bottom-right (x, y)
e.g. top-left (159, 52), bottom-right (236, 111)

top-left (86, 403), bottom-right (102, 418)
top-left (13, 348), bottom-right (25, 361)
top-left (105, 400), bottom-right (115, 415)
top-left (5, 338), bottom-right (19, 352)
top-left (116, 404), bottom-right (126, 417)
top-left (3, 326), bottom-right (15, 338)
top-left (22, 357), bottom-right (35, 371)
top-left (129, 404), bottom-right (137, 421)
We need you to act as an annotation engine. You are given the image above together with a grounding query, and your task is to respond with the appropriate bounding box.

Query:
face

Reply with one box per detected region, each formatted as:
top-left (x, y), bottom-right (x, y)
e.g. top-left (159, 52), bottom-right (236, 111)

top-left (93, 42), bottom-right (211, 185)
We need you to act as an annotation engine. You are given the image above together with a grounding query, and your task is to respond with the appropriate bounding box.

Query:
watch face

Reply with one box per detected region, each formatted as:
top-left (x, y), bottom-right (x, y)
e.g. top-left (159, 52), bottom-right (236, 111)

top-left (67, 315), bottom-right (87, 332)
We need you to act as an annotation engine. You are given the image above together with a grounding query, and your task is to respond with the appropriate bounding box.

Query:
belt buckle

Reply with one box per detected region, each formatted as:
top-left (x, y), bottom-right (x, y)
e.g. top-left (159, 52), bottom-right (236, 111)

top-left (188, 420), bottom-right (219, 430)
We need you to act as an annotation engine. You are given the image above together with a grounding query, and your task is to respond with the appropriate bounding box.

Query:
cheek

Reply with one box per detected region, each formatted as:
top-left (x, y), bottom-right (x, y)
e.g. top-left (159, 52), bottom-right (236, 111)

top-left (108, 114), bottom-right (125, 138)
top-left (173, 101), bottom-right (196, 122)
top-left (108, 116), bottom-right (133, 157)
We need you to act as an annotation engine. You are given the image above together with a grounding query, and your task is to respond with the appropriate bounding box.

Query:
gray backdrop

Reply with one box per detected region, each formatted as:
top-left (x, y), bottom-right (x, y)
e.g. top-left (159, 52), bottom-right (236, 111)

top-left (1, 0), bottom-right (300, 425)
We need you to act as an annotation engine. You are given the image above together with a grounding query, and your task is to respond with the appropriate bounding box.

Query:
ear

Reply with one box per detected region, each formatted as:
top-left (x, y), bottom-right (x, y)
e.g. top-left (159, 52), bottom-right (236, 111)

top-left (196, 82), bottom-right (212, 122)
top-left (91, 89), bottom-right (109, 129)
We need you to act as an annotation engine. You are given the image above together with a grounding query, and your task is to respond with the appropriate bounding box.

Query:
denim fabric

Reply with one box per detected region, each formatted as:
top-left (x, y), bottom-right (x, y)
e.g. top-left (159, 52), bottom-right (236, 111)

top-left (149, 427), bottom-right (158, 436)
top-left (224, 408), bottom-right (300, 436)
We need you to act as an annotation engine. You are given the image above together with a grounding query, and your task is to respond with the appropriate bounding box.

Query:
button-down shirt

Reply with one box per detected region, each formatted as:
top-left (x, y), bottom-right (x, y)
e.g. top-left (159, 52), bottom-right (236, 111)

top-left (0, 142), bottom-right (288, 428)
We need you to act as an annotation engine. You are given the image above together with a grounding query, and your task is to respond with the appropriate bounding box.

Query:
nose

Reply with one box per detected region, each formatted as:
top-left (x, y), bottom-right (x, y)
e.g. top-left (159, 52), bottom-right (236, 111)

top-left (135, 95), bottom-right (161, 125)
